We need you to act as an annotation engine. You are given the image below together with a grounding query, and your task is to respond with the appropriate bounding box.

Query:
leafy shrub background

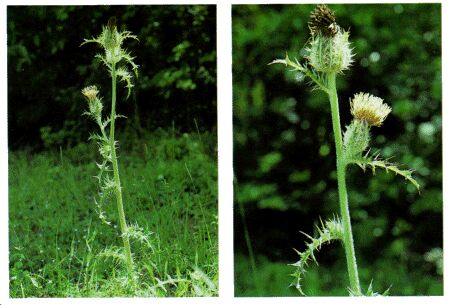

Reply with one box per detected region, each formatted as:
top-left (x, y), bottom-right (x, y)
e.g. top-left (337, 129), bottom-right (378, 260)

top-left (233, 4), bottom-right (442, 296)
top-left (8, 5), bottom-right (216, 150)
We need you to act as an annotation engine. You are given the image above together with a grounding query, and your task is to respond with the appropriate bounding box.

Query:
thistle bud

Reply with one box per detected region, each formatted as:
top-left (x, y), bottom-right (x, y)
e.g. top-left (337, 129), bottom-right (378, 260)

top-left (104, 16), bottom-right (119, 51)
top-left (89, 98), bottom-right (103, 119)
top-left (81, 19), bottom-right (138, 71)
top-left (350, 92), bottom-right (391, 127)
top-left (343, 119), bottom-right (370, 158)
top-left (306, 5), bottom-right (353, 73)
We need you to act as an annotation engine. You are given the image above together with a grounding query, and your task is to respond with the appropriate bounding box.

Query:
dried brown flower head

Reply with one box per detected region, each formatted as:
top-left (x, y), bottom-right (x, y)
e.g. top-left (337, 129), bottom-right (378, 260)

top-left (308, 4), bottom-right (338, 37)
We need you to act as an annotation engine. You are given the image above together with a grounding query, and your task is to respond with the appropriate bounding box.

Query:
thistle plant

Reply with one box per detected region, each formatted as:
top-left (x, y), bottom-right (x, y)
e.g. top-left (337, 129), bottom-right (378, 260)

top-left (271, 5), bottom-right (419, 296)
top-left (81, 18), bottom-right (138, 278)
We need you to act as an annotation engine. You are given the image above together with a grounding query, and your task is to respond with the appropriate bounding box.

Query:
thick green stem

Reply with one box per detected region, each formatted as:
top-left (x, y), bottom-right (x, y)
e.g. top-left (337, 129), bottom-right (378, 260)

top-left (327, 73), bottom-right (361, 295)
top-left (110, 63), bottom-right (134, 276)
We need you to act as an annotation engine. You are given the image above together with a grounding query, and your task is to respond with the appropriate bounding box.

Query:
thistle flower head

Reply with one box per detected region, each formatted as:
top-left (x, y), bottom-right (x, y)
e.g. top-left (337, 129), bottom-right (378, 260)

top-left (81, 85), bottom-right (99, 101)
top-left (308, 4), bottom-right (338, 37)
top-left (350, 93), bottom-right (391, 127)
top-left (82, 85), bottom-right (103, 119)
top-left (306, 5), bottom-right (354, 74)
top-left (307, 31), bottom-right (353, 73)
top-left (81, 18), bottom-right (139, 71)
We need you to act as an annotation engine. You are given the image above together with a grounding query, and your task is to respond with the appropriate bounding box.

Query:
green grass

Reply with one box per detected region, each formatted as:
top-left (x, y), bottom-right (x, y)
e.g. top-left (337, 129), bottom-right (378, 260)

top-left (9, 128), bottom-right (218, 297)
top-left (234, 255), bottom-right (300, 297)
top-left (235, 253), bottom-right (443, 296)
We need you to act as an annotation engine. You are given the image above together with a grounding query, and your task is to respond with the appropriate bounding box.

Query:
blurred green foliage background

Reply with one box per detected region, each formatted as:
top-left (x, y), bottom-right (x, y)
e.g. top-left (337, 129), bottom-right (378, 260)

top-left (233, 4), bottom-right (442, 296)
top-left (8, 5), bottom-right (216, 150)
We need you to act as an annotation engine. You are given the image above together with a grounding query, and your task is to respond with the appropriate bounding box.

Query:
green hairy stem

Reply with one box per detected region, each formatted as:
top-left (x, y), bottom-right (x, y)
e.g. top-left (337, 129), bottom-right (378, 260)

top-left (327, 73), bottom-right (361, 295)
top-left (110, 63), bottom-right (134, 275)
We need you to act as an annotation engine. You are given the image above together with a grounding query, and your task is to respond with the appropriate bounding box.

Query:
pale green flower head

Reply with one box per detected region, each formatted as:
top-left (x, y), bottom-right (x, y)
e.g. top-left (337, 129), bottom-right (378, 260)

top-left (350, 92), bottom-right (392, 127)
top-left (306, 4), bottom-right (354, 74)
top-left (82, 85), bottom-right (103, 119)
top-left (81, 18), bottom-right (139, 98)
top-left (307, 30), bottom-right (353, 73)
top-left (81, 85), bottom-right (99, 101)
top-left (82, 19), bottom-right (138, 67)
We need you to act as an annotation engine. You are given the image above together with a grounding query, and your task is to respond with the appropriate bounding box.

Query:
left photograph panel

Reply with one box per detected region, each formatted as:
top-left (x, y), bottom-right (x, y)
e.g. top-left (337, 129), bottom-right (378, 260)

top-left (8, 5), bottom-right (217, 297)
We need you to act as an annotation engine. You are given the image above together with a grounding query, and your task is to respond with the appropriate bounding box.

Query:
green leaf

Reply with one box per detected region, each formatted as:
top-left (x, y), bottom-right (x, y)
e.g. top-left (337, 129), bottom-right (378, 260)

top-left (258, 151), bottom-right (282, 173)
top-left (291, 217), bottom-right (344, 295)
top-left (28, 275), bottom-right (41, 289)
top-left (258, 196), bottom-right (288, 211)
top-left (348, 155), bottom-right (420, 191)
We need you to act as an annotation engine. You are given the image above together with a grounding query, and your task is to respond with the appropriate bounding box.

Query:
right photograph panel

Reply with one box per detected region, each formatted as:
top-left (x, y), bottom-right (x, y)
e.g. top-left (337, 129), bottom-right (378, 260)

top-left (233, 4), bottom-right (442, 296)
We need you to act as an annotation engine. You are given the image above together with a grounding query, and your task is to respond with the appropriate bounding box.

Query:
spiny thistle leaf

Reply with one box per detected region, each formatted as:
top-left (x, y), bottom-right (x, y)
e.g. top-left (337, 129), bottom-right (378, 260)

top-left (268, 52), bottom-right (304, 71)
top-left (102, 175), bottom-right (116, 192)
top-left (116, 66), bottom-right (133, 99)
top-left (348, 280), bottom-right (391, 296)
top-left (269, 52), bottom-right (329, 93)
top-left (103, 114), bottom-right (127, 129)
top-left (304, 67), bottom-right (328, 92)
top-left (94, 197), bottom-right (112, 226)
top-left (123, 223), bottom-right (155, 251)
top-left (98, 246), bottom-right (127, 265)
top-left (94, 54), bottom-right (111, 70)
top-left (121, 51), bottom-right (139, 78)
top-left (88, 132), bottom-right (103, 142)
top-left (291, 217), bottom-right (344, 295)
top-left (349, 154), bottom-right (420, 191)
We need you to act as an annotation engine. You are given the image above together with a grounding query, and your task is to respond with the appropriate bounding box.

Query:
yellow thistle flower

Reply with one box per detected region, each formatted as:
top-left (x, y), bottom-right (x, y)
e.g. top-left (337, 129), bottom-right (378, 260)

top-left (350, 92), bottom-right (391, 127)
top-left (82, 85), bottom-right (103, 119)
top-left (81, 85), bottom-right (99, 101)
